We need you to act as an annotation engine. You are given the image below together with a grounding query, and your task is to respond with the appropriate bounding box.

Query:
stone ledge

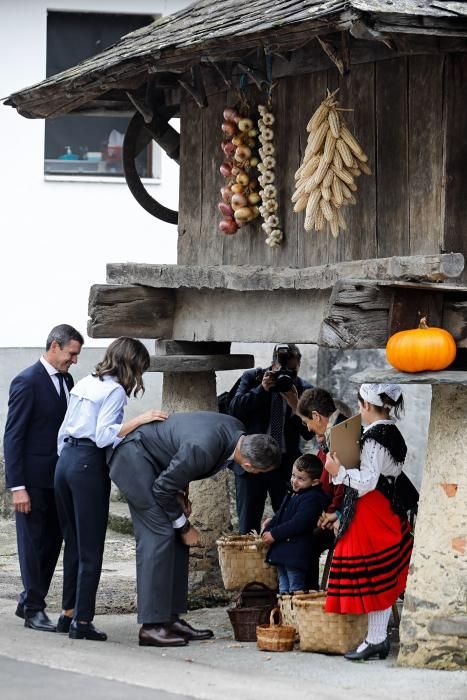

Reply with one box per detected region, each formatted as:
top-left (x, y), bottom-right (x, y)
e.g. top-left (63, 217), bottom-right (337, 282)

top-left (351, 368), bottom-right (467, 385)
top-left (149, 354), bottom-right (254, 372)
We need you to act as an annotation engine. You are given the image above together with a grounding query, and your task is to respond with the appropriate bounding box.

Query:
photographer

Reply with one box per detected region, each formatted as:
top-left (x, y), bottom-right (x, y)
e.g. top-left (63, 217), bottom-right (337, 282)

top-left (229, 344), bottom-right (313, 534)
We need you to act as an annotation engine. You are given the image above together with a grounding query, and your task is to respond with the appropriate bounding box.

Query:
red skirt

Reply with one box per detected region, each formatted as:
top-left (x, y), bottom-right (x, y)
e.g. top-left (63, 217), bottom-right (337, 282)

top-left (325, 489), bottom-right (413, 614)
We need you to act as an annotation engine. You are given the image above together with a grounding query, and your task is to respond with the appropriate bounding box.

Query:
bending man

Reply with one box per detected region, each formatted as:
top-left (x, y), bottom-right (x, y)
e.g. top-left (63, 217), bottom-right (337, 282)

top-left (109, 411), bottom-right (280, 648)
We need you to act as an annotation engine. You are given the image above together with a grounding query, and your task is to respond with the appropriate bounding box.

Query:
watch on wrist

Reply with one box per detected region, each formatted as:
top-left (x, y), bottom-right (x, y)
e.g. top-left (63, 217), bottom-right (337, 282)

top-left (179, 520), bottom-right (191, 535)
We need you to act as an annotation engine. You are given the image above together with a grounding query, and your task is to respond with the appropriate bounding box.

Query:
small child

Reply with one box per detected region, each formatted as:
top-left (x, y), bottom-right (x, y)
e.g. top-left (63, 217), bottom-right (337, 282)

top-left (262, 454), bottom-right (330, 593)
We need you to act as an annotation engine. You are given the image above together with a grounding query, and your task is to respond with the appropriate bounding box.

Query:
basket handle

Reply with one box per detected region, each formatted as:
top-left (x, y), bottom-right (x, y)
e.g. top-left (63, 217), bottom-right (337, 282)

top-left (269, 607), bottom-right (283, 627)
top-left (242, 581), bottom-right (271, 592)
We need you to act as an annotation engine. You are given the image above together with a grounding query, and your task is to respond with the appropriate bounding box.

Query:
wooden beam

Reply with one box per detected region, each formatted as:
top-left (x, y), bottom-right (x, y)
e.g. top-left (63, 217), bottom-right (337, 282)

top-left (319, 279), bottom-right (467, 349)
top-left (88, 285), bottom-right (175, 339)
top-left (106, 254), bottom-right (465, 292)
top-left (87, 285), bottom-right (329, 342)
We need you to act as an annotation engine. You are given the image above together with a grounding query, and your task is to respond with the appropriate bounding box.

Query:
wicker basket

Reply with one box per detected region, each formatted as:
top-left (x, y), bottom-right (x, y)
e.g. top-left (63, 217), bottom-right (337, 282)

top-left (256, 608), bottom-right (296, 652)
top-left (293, 592), bottom-right (367, 654)
top-left (228, 606), bottom-right (272, 642)
top-left (216, 535), bottom-right (277, 591)
top-left (277, 593), bottom-right (304, 641)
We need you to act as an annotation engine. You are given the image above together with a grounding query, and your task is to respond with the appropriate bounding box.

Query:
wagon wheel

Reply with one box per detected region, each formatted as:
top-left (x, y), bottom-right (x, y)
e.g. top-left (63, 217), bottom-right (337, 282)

top-left (123, 111), bottom-right (179, 225)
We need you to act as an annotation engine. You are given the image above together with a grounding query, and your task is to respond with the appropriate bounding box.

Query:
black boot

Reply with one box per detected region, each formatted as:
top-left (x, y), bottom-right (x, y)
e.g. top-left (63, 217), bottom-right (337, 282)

top-left (344, 638), bottom-right (390, 661)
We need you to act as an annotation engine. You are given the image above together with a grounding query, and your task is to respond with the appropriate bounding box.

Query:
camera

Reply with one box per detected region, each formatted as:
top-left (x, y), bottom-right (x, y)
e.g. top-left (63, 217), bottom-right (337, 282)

top-left (268, 344), bottom-right (297, 393)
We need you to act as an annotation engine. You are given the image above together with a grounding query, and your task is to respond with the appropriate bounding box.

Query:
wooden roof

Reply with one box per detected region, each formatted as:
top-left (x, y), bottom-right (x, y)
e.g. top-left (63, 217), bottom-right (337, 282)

top-left (3, 0), bottom-right (467, 119)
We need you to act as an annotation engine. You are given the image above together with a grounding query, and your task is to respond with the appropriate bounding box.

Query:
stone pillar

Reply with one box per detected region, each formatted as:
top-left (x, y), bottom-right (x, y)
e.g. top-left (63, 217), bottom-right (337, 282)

top-left (398, 384), bottom-right (467, 669)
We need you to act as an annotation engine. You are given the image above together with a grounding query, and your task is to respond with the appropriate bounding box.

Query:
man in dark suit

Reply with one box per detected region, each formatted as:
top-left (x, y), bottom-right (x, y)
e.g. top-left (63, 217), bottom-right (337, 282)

top-left (3, 324), bottom-right (84, 631)
top-left (229, 344), bottom-right (313, 534)
top-left (109, 411), bottom-right (281, 647)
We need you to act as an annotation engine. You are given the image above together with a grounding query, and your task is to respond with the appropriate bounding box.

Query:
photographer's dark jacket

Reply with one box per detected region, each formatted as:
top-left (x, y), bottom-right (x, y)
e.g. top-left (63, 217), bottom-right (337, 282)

top-left (265, 485), bottom-right (330, 571)
top-left (229, 367), bottom-right (312, 472)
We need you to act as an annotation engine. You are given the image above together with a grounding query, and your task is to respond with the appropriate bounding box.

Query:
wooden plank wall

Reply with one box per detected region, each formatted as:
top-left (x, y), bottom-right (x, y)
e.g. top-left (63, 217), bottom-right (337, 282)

top-left (178, 53), bottom-right (467, 270)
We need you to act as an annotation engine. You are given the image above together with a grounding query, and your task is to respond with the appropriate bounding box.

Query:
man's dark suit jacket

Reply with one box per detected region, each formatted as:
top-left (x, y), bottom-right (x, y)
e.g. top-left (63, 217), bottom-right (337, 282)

top-left (4, 361), bottom-right (74, 489)
top-left (228, 368), bottom-right (313, 473)
top-left (109, 412), bottom-right (245, 522)
top-left (265, 485), bottom-right (330, 571)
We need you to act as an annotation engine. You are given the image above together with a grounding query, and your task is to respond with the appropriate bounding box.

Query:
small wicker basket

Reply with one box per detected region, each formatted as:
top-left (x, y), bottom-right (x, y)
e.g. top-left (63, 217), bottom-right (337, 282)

top-left (256, 608), bottom-right (296, 652)
top-left (293, 592), bottom-right (367, 654)
top-left (216, 534), bottom-right (277, 591)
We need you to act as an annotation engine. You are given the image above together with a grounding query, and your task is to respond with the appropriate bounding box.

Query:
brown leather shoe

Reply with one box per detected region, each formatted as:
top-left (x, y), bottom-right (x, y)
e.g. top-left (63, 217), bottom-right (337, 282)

top-left (138, 624), bottom-right (188, 647)
top-left (170, 618), bottom-right (214, 641)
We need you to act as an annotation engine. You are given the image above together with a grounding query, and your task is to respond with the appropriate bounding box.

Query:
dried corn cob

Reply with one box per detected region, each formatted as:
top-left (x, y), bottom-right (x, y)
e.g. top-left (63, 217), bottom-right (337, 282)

top-left (336, 138), bottom-right (354, 168)
top-left (307, 120), bottom-right (329, 156)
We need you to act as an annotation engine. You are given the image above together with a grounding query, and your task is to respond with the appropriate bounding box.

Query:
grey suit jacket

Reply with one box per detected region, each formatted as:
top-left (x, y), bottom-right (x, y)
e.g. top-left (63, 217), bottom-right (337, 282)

top-left (109, 411), bottom-right (245, 522)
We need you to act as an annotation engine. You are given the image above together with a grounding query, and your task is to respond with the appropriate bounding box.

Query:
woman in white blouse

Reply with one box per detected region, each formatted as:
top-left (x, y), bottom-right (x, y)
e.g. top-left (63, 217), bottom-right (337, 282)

top-left (322, 383), bottom-right (413, 661)
top-left (54, 337), bottom-right (167, 641)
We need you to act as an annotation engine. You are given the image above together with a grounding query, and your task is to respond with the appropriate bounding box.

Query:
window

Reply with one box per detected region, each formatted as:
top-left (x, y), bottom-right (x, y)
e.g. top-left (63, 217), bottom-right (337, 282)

top-left (44, 11), bottom-right (158, 180)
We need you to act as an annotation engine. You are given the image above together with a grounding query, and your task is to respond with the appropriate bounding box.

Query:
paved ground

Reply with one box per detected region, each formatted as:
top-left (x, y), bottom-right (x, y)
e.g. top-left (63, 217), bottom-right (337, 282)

top-left (0, 517), bottom-right (465, 700)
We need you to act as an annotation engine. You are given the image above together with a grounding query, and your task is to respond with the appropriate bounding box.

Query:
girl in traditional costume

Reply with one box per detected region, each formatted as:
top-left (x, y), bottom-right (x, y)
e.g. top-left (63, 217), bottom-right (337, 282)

top-left (323, 383), bottom-right (413, 661)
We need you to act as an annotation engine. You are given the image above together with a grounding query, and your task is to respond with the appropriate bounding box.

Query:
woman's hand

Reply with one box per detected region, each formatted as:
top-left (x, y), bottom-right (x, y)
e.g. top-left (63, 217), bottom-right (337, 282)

top-left (262, 531), bottom-right (274, 545)
top-left (138, 409), bottom-right (169, 425)
top-left (324, 451), bottom-right (341, 477)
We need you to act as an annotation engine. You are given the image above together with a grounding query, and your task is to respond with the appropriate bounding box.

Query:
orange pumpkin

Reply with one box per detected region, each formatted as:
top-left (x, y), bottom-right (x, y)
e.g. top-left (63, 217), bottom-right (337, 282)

top-left (386, 317), bottom-right (456, 373)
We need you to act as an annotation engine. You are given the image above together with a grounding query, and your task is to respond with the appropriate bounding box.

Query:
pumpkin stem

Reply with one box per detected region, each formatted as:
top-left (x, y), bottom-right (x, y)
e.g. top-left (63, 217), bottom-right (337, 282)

top-left (419, 317), bottom-right (429, 329)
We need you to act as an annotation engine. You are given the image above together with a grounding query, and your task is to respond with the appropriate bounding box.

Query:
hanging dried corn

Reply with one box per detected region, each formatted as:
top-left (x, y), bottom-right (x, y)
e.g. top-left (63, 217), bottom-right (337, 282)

top-left (292, 89), bottom-right (371, 238)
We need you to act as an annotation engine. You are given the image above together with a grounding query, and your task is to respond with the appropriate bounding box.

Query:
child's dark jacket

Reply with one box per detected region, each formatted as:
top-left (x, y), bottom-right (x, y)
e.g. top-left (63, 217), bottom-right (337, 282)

top-left (265, 485), bottom-right (330, 571)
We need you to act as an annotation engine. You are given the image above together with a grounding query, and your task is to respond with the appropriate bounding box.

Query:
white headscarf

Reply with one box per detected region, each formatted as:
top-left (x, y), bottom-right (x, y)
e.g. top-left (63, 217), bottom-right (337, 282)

top-left (359, 383), bottom-right (402, 408)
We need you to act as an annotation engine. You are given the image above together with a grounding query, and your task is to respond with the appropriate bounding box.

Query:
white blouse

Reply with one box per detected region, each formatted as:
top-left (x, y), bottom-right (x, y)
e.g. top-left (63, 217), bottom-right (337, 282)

top-left (57, 374), bottom-right (127, 455)
top-left (332, 419), bottom-right (404, 497)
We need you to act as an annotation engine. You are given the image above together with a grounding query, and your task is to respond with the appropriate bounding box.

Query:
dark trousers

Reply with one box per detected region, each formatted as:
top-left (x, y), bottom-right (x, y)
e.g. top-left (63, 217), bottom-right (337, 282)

top-left (128, 501), bottom-right (189, 625)
top-left (235, 465), bottom-right (289, 534)
top-left (16, 487), bottom-right (62, 615)
top-left (307, 527), bottom-right (335, 591)
top-left (54, 443), bottom-right (110, 621)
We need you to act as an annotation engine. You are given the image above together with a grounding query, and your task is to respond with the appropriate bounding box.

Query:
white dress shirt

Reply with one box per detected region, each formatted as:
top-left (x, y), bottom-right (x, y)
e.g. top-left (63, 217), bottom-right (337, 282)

top-left (57, 374), bottom-right (127, 455)
top-left (332, 419), bottom-right (403, 497)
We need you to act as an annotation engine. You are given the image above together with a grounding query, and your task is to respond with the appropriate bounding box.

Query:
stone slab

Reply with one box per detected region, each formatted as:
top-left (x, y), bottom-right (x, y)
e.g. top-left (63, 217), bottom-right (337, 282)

top-left (148, 354), bottom-right (254, 372)
top-left (350, 368), bottom-right (467, 385)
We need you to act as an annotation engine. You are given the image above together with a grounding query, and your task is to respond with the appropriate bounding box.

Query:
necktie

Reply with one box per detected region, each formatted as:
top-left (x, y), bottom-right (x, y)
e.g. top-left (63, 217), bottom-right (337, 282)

top-left (269, 393), bottom-right (284, 449)
top-left (56, 373), bottom-right (68, 413)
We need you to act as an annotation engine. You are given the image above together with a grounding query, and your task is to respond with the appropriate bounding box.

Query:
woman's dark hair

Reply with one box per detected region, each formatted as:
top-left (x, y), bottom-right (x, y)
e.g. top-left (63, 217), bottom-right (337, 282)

top-left (94, 337), bottom-right (150, 397)
top-left (357, 391), bottom-right (404, 419)
top-left (298, 388), bottom-right (336, 418)
top-left (293, 453), bottom-right (323, 480)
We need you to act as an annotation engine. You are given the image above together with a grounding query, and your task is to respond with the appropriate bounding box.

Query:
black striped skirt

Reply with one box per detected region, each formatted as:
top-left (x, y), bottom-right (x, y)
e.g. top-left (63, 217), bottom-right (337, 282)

top-left (325, 489), bottom-right (413, 614)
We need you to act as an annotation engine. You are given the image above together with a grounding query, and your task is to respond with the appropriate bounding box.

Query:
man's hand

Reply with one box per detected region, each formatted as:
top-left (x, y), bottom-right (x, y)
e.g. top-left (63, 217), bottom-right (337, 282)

top-left (176, 492), bottom-right (192, 517)
top-left (262, 531), bottom-right (274, 545)
top-left (261, 371), bottom-right (276, 392)
top-left (280, 385), bottom-right (299, 413)
top-left (325, 451), bottom-right (341, 477)
top-left (181, 525), bottom-right (200, 546)
top-left (12, 489), bottom-right (31, 514)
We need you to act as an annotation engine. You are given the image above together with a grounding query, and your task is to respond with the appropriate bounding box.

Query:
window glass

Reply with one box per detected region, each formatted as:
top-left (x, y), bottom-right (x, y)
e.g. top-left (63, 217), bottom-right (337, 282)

top-left (44, 11), bottom-right (157, 179)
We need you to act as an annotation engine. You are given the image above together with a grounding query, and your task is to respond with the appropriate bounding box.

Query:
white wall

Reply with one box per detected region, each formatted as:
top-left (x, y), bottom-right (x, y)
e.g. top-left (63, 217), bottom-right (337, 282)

top-left (0, 0), bottom-right (190, 347)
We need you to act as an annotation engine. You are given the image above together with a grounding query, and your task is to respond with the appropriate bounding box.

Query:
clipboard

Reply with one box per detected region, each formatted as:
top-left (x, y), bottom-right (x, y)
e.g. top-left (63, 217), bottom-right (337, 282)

top-left (328, 414), bottom-right (361, 468)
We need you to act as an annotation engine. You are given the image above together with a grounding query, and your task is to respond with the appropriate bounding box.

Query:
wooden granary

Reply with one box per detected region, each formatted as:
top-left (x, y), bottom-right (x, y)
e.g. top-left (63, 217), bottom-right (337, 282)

top-left (4, 1), bottom-right (467, 668)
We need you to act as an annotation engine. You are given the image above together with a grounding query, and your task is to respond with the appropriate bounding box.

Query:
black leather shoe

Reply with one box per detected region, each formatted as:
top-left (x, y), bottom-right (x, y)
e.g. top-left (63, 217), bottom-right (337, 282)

top-left (15, 603), bottom-right (25, 620)
top-left (24, 610), bottom-right (56, 633)
top-left (344, 638), bottom-right (390, 661)
top-left (56, 614), bottom-right (73, 633)
top-left (139, 624), bottom-right (188, 647)
top-left (69, 621), bottom-right (107, 641)
top-left (170, 618), bottom-right (214, 641)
